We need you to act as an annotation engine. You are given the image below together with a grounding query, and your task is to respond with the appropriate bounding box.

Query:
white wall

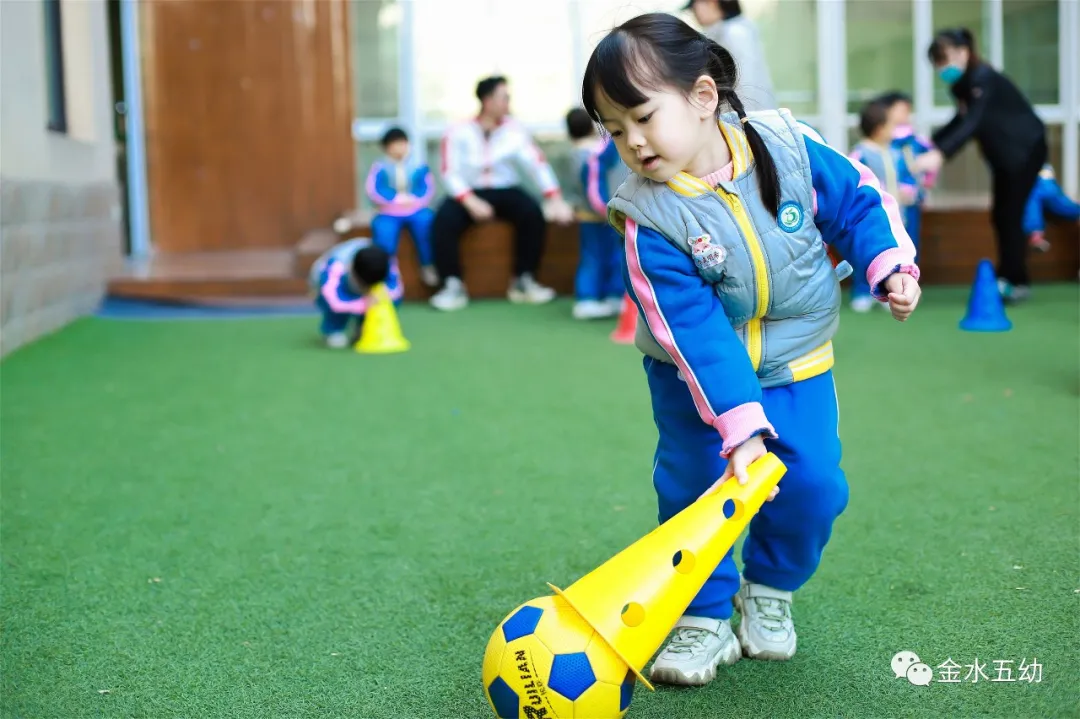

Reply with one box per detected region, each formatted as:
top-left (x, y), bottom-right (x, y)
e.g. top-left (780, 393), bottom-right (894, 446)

top-left (0, 0), bottom-right (116, 184)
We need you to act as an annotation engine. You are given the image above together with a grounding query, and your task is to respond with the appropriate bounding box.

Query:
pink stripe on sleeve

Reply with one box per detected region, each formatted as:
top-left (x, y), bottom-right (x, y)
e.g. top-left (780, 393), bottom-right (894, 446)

top-left (365, 163), bottom-right (388, 207)
top-left (418, 169), bottom-right (436, 206)
top-left (847, 157), bottom-right (912, 248)
top-left (844, 155), bottom-right (919, 297)
top-left (321, 261), bottom-right (370, 314)
top-left (624, 218), bottom-right (717, 426)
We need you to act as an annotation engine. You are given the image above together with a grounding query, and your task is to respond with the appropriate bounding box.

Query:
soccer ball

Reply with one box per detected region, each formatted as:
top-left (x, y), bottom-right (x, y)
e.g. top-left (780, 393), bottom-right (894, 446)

top-left (483, 594), bottom-right (637, 719)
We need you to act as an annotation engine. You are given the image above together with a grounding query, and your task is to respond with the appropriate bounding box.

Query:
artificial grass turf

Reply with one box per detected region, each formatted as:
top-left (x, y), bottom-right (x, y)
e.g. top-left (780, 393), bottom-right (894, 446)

top-left (1, 285), bottom-right (1077, 718)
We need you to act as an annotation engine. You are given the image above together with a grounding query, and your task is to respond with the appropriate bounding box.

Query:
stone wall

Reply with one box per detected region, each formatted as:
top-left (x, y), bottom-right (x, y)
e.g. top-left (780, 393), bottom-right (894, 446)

top-left (0, 178), bottom-right (123, 356)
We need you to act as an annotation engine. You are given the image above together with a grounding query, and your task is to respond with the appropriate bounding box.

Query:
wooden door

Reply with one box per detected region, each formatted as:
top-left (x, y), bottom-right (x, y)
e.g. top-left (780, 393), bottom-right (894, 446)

top-left (140, 0), bottom-right (355, 252)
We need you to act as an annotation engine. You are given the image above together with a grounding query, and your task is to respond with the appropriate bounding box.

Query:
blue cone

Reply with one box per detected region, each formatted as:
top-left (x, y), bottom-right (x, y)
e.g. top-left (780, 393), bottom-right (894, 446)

top-left (959, 259), bottom-right (1011, 332)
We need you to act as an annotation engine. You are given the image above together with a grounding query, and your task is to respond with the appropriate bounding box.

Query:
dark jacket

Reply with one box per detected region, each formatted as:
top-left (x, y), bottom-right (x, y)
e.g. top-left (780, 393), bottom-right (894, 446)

top-left (932, 62), bottom-right (1045, 173)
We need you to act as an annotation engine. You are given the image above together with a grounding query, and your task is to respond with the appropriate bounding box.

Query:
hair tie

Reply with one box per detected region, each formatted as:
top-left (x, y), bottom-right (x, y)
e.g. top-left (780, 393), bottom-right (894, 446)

top-left (740, 117), bottom-right (749, 124)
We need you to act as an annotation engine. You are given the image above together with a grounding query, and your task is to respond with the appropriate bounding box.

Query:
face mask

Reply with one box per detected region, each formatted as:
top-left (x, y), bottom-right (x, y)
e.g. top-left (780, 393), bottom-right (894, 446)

top-left (938, 65), bottom-right (964, 85)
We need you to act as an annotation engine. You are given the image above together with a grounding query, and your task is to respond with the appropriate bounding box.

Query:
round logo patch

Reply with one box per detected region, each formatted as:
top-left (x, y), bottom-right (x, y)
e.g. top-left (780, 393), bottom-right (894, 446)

top-left (778, 201), bottom-right (804, 233)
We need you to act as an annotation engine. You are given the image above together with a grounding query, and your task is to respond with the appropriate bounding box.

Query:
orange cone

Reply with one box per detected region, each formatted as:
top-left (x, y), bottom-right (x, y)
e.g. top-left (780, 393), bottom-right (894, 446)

top-left (610, 294), bottom-right (637, 344)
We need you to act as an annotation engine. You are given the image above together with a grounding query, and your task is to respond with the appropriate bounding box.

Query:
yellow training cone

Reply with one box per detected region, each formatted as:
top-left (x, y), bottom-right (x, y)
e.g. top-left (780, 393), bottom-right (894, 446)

top-left (548, 452), bottom-right (786, 690)
top-left (355, 282), bottom-right (410, 354)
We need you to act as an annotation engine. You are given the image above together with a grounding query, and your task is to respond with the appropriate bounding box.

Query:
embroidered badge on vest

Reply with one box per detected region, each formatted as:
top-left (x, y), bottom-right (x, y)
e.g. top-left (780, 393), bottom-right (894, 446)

top-left (689, 234), bottom-right (726, 271)
top-left (778, 201), bottom-right (804, 233)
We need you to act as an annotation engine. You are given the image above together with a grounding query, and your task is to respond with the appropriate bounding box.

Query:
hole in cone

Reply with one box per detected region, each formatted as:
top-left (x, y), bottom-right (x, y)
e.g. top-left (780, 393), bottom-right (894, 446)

top-left (723, 498), bottom-right (744, 521)
top-left (672, 550), bottom-right (696, 575)
top-left (620, 602), bottom-right (645, 627)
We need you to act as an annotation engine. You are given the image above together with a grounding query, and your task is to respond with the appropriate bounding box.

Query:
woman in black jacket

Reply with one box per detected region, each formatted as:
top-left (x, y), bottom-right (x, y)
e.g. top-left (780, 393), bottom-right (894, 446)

top-left (918, 28), bottom-right (1047, 302)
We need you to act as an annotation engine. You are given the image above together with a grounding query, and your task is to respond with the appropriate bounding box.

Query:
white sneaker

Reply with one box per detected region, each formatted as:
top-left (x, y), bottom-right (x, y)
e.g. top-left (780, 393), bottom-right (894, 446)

top-left (324, 332), bottom-right (349, 349)
top-left (849, 295), bottom-right (874, 313)
top-left (733, 581), bottom-right (797, 660)
top-left (648, 616), bottom-right (741, 686)
top-left (507, 273), bottom-right (556, 305)
top-left (604, 296), bottom-right (625, 315)
top-left (420, 265), bottom-right (440, 288)
top-left (430, 277), bottom-right (469, 311)
top-left (997, 279), bottom-right (1031, 304)
top-left (572, 299), bottom-right (616, 320)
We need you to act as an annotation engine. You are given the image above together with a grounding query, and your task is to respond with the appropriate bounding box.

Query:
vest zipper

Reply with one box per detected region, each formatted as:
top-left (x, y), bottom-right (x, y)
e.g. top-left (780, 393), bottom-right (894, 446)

top-left (712, 186), bottom-right (769, 372)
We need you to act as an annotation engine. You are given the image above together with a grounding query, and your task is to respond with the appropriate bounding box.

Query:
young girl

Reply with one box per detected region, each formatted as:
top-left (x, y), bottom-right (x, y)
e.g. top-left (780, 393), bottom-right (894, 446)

top-left (582, 13), bottom-right (921, 686)
top-left (847, 98), bottom-right (919, 312)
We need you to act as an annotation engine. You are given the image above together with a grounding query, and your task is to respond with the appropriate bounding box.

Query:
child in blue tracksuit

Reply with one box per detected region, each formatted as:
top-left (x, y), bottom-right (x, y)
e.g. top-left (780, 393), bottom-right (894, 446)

top-left (308, 237), bottom-right (403, 348)
top-left (583, 13), bottom-right (921, 687)
top-left (882, 91), bottom-right (937, 255)
top-left (365, 127), bottom-right (439, 288)
top-left (847, 97), bottom-right (925, 312)
top-left (1022, 163), bottom-right (1080, 252)
top-left (565, 107), bottom-right (631, 319)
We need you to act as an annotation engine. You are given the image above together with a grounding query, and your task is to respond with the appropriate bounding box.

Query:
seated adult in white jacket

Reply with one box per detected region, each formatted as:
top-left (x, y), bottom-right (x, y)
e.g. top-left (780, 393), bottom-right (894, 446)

top-left (430, 76), bottom-right (574, 311)
top-left (685, 0), bottom-right (777, 113)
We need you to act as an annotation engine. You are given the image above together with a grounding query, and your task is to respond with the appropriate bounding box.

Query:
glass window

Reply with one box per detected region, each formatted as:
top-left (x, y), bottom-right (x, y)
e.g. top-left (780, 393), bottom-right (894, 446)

top-left (349, 0), bottom-right (399, 118)
top-left (415, 0), bottom-right (575, 124)
top-left (1044, 123), bottom-right (1064, 180)
top-left (1003, 0), bottom-right (1058, 105)
top-left (927, 136), bottom-right (992, 200)
top-left (845, 0), bottom-right (913, 113)
top-left (927, 123), bottom-right (1062, 200)
top-left (746, 0), bottom-right (818, 115)
top-left (931, 0), bottom-right (988, 106)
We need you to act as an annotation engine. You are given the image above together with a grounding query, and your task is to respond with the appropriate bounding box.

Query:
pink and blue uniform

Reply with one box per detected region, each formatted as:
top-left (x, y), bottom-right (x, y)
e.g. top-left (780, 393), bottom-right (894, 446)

top-left (365, 159), bottom-right (437, 266)
top-left (571, 137), bottom-right (629, 302)
top-left (891, 123), bottom-right (937, 252)
top-left (847, 128), bottom-right (930, 300)
top-left (608, 112), bottom-right (917, 619)
top-left (309, 238), bottom-right (404, 337)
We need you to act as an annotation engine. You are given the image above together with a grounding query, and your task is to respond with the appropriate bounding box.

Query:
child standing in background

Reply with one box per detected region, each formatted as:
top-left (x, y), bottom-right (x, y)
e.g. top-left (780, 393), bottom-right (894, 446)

top-left (881, 91), bottom-right (936, 257)
top-left (308, 238), bottom-right (403, 348)
top-left (1023, 163), bottom-right (1080, 252)
top-left (565, 108), bottom-right (630, 319)
top-left (847, 99), bottom-right (919, 312)
top-left (365, 128), bottom-right (439, 288)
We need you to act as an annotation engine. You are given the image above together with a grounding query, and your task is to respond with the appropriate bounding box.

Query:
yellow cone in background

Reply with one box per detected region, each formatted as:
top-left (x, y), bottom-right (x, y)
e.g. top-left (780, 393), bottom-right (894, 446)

top-left (354, 283), bottom-right (411, 354)
top-left (548, 452), bottom-right (786, 690)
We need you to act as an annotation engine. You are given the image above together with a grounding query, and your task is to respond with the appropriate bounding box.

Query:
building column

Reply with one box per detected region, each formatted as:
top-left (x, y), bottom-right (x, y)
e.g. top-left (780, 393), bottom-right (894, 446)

top-left (815, 0), bottom-right (847, 150)
top-left (1060, 0), bottom-right (1079, 198)
top-left (120, 0), bottom-right (150, 258)
top-left (912, 0), bottom-right (934, 140)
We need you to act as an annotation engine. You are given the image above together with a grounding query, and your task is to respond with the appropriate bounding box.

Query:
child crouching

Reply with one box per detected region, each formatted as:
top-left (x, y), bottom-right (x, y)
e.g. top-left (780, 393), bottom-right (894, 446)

top-left (309, 238), bottom-right (403, 348)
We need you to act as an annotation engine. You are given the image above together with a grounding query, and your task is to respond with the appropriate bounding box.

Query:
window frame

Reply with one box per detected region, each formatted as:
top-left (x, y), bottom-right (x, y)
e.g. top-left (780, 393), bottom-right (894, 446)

top-left (43, 0), bottom-right (68, 134)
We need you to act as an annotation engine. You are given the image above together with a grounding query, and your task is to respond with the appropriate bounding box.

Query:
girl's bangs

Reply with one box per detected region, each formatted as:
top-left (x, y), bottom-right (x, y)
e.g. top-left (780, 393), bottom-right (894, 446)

top-left (585, 34), bottom-right (663, 118)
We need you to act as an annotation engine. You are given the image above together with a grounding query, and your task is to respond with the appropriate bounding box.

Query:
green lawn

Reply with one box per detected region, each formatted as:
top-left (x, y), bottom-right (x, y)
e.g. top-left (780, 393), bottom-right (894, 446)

top-left (2, 286), bottom-right (1077, 718)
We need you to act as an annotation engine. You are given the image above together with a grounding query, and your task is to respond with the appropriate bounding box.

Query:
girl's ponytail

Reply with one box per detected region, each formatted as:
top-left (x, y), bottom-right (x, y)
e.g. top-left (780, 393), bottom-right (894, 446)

top-left (705, 39), bottom-right (781, 218)
top-left (727, 90), bottom-right (781, 218)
